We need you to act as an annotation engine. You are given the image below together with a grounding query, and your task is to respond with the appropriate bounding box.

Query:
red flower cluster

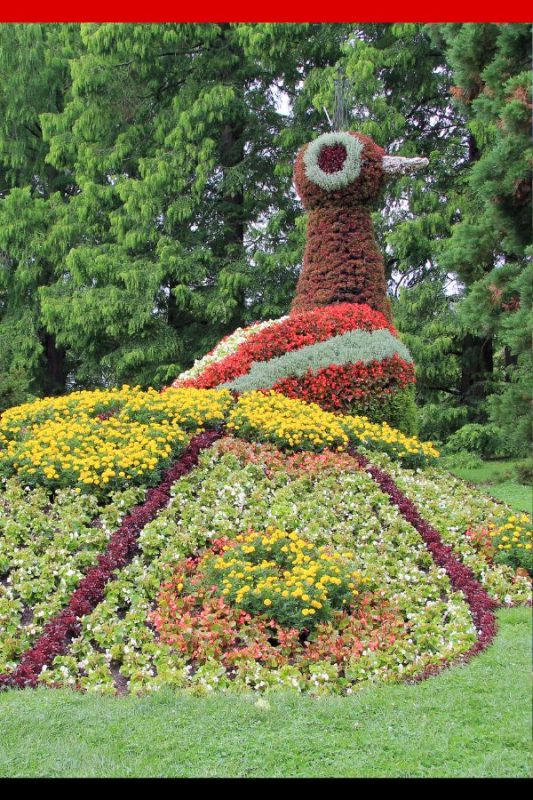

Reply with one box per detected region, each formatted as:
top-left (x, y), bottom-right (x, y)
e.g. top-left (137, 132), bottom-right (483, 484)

top-left (0, 430), bottom-right (221, 690)
top-left (180, 303), bottom-right (395, 389)
top-left (272, 356), bottom-right (415, 412)
top-left (215, 437), bottom-right (362, 479)
top-left (292, 132), bottom-right (390, 318)
top-left (351, 451), bottom-right (498, 677)
top-left (465, 527), bottom-right (495, 561)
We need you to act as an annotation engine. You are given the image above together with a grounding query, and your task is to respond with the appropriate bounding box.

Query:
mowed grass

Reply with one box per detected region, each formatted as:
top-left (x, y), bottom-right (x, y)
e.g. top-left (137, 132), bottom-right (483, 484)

top-left (448, 458), bottom-right (532, 513)
top-left (0, 607), bottom-right (531, 778)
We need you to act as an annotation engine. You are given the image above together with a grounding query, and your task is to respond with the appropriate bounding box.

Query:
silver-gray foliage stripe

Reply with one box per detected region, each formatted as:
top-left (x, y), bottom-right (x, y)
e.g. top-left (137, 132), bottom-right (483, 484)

top-left (221, 328), bottom-right (413, 393)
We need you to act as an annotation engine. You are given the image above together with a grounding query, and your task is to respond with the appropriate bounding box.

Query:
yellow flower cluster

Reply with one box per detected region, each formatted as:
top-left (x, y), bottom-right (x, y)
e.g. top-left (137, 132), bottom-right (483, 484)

top-left (200, 527), bottom-right (366, 628)
top-left (0, 385), bottom-right (231, 439)
top-left (0, 383), bottom-right (438, 493)
top-left (490, 513), bottom-right (532, 553)
top-left (226, 391), bottom-right (349, 452)
top-left (3, 415), bottom-right (184, 491)
top-left (340, 414), bottom-right (440, 465)
top-left (0, 386), bottom-right (231, 493)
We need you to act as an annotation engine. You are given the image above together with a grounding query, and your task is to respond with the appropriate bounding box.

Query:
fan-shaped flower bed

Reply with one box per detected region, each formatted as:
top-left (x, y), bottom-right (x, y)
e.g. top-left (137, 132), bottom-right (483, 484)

top-left (0, 387), bottom-right (530, 696)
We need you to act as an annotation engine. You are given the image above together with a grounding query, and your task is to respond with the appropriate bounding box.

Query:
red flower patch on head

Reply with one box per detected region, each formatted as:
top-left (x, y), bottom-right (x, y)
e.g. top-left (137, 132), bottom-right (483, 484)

top-left (318, 143), bottom-right (348, 174)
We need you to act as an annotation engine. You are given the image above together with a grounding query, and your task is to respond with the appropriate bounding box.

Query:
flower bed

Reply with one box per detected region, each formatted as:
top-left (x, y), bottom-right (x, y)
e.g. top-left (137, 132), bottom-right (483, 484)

top-left (467, 515), bottom-right (532, 575)
top-left (226, 391), bottom-right (438, 467)
top-left (0, 480), bottom-right (145, 673)
top-left (0, 432), bottom-right (220, 689)
top-left (351, 452), bottom-right (498, 672)
top-left (221, 330), bottom-right (413, 394)
top-left (36, 440), bottom-right (481, 695)
top-left (369, 452), bottom-right (532, 605)
top-left (174, 317), bottom-right (287, 385)
top-left (173, 303), bottom-right (397, 390)
top-left (0, 387), bottom-right (231, 494)
top-left (171, 303), bottom-right (415, 431)
top-left (227, 391), bottom-right (349, 452)
top-left (159, 527), bottom-right (368, 630)
top-left (0, 388), bottom-right (529, 696)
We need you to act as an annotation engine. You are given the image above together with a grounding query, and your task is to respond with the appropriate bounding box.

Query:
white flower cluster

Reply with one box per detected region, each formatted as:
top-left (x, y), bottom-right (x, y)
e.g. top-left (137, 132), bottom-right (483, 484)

top-left (377, 454), bottom-right (532, 605)
top-left (172, 316), bottom-right (288, 385)
top-left (0, 479), bottom-right (145, 673)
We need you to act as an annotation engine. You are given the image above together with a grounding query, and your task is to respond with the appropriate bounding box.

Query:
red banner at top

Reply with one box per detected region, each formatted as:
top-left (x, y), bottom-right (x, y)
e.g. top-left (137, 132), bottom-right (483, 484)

top-left (0, 2), bottom-right (531, 24)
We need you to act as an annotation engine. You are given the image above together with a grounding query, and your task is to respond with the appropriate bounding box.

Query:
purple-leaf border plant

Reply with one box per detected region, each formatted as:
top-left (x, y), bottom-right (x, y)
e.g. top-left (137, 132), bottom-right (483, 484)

top-left (0, 430), bottom-right (221, 690)
top-left (350, 450), bottom-right (498, 679)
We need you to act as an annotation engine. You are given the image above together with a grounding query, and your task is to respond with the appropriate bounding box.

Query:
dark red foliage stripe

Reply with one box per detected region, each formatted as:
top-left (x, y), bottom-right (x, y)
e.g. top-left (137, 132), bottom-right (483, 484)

top-left (0, 430), bottom-right (222, 690)
top-left (350, 450), bottom-right (498, 677)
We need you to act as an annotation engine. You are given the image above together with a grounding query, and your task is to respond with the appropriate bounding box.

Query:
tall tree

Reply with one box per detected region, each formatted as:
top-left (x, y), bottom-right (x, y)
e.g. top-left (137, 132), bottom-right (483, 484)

top-left (434, 23), bottom-right (532, 452)
top-left (37, 23), bottom-right (345, 388)
top-left (0, 24), bottom-right (81, 408)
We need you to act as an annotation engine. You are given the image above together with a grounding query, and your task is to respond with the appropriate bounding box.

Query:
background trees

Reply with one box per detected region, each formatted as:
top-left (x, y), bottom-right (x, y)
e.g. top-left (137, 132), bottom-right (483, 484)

top-left (0, 22), bottom-right (530, 454)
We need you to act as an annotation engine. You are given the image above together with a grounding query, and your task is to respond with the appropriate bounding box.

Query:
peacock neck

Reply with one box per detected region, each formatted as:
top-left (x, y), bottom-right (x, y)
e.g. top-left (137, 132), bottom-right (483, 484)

top-left (291, 205), bottom-right (391, 320)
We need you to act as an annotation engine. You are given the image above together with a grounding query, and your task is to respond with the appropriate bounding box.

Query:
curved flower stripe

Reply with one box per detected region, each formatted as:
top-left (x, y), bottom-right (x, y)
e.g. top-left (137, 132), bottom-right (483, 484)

top-left (176, 303), bottom-right (396, 390)
top-left (340, 415), bottom-right (440, 466)
top-left (351, 451), bottom-right (498, 675)
top-left (222, 329), bottom-right (413, 394)
top-left (226, 391), bottom-right (436, 465)
top-left (0, 387), bottom-right (231, 494)
top-left (227, 391), bottom-right (349, 452)
top-left (0, 430), bottom-right (221, 690)
top-left (0, 386), bottom-right (231, 434)
top-left (172, 317), bottom-right (287, 386)
top-left (270, 358), bottom-right (415, 416)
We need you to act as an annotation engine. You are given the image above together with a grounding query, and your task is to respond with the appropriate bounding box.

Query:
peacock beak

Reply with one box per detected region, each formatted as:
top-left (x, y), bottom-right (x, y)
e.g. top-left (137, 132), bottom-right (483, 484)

top-left (382, 155), bottom-right (429, 175)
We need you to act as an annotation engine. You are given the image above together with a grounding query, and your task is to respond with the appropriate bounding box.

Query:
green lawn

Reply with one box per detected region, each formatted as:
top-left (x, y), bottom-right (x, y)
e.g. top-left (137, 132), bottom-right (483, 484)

top-left (448, 458), bottom-right (532, 513)
top-left (0, 607), bottom-right (531, 778)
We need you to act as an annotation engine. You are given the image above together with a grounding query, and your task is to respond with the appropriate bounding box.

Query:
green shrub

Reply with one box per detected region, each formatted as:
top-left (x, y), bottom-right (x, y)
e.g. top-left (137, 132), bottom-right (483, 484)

top-left (515, 459), bottom-right (533, 486)
top-left (444, 423), bottom-right (504, 458)
top-left (441, 451), bottom-right (484, 470)
top-left (347, 386), bottom-right (418, 435)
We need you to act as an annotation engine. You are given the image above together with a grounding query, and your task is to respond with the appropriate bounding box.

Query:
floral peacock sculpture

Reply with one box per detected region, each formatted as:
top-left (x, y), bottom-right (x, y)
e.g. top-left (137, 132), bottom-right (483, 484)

top-left (0, 130), bottom-right (530, 697)
top-left (173, 130), bottom-right (428, 432)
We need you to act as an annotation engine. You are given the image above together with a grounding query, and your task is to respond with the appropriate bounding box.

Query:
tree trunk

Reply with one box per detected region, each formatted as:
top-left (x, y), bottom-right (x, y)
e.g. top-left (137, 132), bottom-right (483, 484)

top-left (41, 332), bottom-right (67, 395)
top-left (459, 332), bottom-right (493, 417)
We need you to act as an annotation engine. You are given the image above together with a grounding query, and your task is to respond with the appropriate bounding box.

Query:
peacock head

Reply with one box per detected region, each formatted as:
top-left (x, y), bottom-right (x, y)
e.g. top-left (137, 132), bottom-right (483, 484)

top-left (293, 131), bottom-right (428, 210)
